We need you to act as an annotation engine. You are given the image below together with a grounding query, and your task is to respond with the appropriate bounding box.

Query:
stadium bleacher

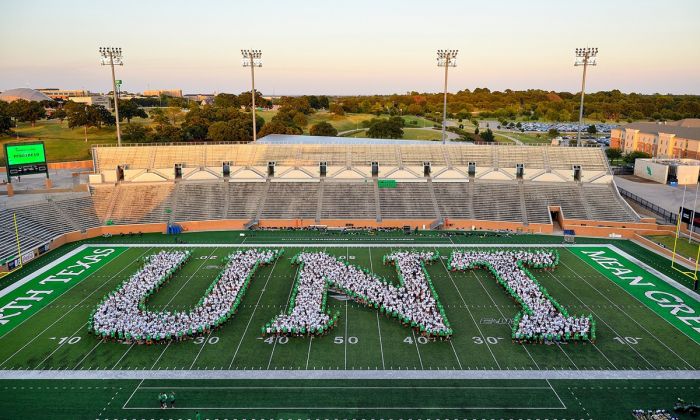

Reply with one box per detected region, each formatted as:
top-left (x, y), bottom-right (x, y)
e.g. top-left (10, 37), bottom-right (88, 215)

top-left (1, 141), bottom-right (648, 264)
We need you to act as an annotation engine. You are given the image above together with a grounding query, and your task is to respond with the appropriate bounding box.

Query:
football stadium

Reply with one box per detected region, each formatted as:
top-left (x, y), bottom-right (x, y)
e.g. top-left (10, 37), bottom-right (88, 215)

top-left (0, 138), bottom-right (698, 419)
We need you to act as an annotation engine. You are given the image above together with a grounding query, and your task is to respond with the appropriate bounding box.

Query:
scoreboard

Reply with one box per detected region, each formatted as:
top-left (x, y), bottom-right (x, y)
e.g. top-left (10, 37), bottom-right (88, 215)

top-left (4, 142), bottom-right (48, 179)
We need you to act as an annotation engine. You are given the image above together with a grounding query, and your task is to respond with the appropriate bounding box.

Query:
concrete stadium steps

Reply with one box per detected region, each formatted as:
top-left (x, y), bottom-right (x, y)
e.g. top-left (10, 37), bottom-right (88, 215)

top-left (433, 182), bottom-right (474, 219)
top-left (471, 182), bottom-right (523, 222)
top-left (92, 144), bottom-right (610, 176)
top-left (260, 182), bottom-right (319, 219)
top-left (524, 182), bottom-right (589, 220)
top-left (52, 196), bottom-right (101, 231)
top-left (378, 182), bottom-right (437, 219)
top-left (582, 183), bottom-right (639, 222)
top-left (89, 186), bottom-right (116, 222)
top-left (108, 183), bottom-right (175, 225)
top-left (547, 147), bottom-right (607, 171)
top-left (175, 182), bottom-right (226, 222)
top-left (320, 182), bottom-right (376, 219)
top-left (227, 182), bottom-right (266, 219)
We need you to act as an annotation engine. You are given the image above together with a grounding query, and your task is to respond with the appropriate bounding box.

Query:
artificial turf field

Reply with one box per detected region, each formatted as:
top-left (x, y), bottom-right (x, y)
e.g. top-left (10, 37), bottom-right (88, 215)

top-left (0, 230), bottom-right (698, 419)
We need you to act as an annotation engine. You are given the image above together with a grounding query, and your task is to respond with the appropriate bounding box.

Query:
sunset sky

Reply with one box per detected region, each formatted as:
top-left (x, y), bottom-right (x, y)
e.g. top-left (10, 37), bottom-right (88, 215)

top-left (1, 0), bottom-right (699, 95)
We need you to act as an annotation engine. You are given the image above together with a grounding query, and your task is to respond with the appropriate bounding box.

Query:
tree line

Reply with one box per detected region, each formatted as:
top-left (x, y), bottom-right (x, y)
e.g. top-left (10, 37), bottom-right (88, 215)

top-left (332, 89), bottom-right (700, 122)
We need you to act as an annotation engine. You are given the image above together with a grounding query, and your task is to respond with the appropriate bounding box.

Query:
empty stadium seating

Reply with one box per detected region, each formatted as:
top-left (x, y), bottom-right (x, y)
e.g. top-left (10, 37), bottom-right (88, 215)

top-left (0, 143), bottom-right (645, 266)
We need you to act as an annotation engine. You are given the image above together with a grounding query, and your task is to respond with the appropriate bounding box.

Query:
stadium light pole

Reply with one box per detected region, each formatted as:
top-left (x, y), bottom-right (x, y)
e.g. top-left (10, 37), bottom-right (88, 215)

top-left (437, 50), bottom-right (458, 144)
top-left (242, 49), bottom-right (262, 142)
top-left (574, 47), bottom-right (598, 147)
top-left (99, 47), bottom-right (123, 146)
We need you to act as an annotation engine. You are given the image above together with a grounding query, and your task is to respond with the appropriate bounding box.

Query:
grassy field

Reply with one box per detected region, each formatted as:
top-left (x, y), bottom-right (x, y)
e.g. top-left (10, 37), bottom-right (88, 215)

top-left (0, 120), bottom-right (120, 164)
top-left (645, 234), bottom-right (700, 260)
top-left (345, 127), bottom-right (443, 140)
top-left (494, 130), bottom-right (551, 144)
top-left (0, 229), bottom-right (698, 418)
top-left (0, 378), bottom-right (697, 419)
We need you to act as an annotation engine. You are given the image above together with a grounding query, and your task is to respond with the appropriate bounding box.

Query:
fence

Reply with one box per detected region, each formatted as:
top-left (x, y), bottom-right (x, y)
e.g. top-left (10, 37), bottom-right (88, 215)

top-left (617, 187), bottom-right (677, 224)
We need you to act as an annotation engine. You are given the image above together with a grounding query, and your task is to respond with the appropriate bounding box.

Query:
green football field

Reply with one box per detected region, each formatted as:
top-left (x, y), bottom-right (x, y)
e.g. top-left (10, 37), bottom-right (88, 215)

top-left (0, 230), bottom-right (698, 419)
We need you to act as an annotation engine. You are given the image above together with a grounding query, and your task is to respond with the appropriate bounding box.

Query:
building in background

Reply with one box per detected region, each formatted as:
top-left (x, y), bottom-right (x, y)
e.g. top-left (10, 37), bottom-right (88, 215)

top-left (37, 88), bottom-right (92, 100)
top-left (611, 119), bottom-right (700, 159)
top-left (633, 158), bottom-right (700, 185)
top-left (183, 93), bottom-right (214, 105)
top-left (68, 95), bottom-right (111, 110)
top-left (0, 88), bottom-right (53, 103)
top-left (143, 89), bottom-right (183, 98)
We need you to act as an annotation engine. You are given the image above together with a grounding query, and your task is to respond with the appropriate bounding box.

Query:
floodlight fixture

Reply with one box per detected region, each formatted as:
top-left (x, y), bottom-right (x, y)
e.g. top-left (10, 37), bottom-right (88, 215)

top-left (573, 47), bottom-right (598, 147)
top-left (242, 49), bottom-right (263, 141)
top-left (437, 49), bottom-right (458, 144)
top-left (99, 46), bottom-right (123, 146)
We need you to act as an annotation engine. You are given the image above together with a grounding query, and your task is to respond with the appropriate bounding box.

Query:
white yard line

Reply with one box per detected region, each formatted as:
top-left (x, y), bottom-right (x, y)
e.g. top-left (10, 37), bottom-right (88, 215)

top-left (543, 269), bottom-right (652, 369)
top-left (72, 339), bottom-right (103, 370)
top-left (546, 378), bottom-right (567, 409)
top-left (189, 331), bottom-right (213, 369)
top-left (368, 247), bottom-right (386, 369)
top-left (436, 249), bottom-right (502, 369)
top-left (266, 249), bottom-right (303, 370)
top-left (562, 251), bottom-right (695, 369)
top-left (0, 244), bottom-right (89, 298)
top-left (304, 336), bottom-right (313, 370)
top-left (469, 270), bottom-right (541, 370)
top-left (34, 321), bottom-right (88, 369)
top-left (0, 247), bottom-right (153, 368)
top-left (228, 256), bottom-right (280, 369)
top-left (411, 330), bottom-right (424, 370)
top-left (8, 368), bottom-right (696, 381)
top-left (448, 341), bottom-right (463, 370)
top-left (121, 378), bottom-right (145, 410)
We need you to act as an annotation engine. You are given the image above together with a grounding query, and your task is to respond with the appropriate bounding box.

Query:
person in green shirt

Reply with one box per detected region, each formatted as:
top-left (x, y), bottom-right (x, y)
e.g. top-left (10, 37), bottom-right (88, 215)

top-left (168, 391), bottom-right (176, 408)
top-left (158, 392), bottom-right (167, 409)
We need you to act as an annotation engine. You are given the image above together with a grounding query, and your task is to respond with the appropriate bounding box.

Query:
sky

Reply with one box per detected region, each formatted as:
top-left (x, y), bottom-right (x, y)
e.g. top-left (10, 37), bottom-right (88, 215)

top-left (1, 0), bottom-right (699, 96)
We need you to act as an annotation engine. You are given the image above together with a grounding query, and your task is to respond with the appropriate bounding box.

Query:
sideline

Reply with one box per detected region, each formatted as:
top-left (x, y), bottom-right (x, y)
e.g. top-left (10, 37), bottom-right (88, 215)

top-left (0, 369), bottom-right (697, 380)
top-left (0, 245), bottom-right (88, 298)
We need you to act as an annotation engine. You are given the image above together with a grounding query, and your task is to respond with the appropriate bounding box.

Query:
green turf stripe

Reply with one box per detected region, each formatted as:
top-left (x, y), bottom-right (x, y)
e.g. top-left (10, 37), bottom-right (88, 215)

top-left (570, 246), bottom-right (700, 344)
top-left (0, 246), bottom-right (126, 338)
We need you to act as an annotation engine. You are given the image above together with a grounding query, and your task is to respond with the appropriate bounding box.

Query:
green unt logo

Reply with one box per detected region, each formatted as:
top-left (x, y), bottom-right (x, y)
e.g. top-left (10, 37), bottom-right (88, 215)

top-left (646, 166), bottom-right (652, 176)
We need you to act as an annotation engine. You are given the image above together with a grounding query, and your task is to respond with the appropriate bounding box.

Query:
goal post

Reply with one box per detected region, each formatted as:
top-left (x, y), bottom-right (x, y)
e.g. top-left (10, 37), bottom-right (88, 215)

top-left (670, 208), bottom-right (700, 289)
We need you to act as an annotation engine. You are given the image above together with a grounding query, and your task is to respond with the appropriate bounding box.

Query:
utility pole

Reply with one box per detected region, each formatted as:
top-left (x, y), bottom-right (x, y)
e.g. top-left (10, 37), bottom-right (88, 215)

top-left (242, 49), bottom-right (262, 142)
top-left (574, 47), bottom-right (598, 147)
top-left (437, 50), bottom-right (458, 144)
top-left (99, 47), bottom-right (124, 146)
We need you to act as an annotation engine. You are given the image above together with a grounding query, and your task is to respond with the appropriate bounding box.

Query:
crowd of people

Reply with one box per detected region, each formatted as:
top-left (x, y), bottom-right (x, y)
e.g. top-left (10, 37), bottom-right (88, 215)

top-left (449, 249), bottom-right (594, 343)
top-left (90, 249), bottom-right (280, 343)
top-left (263, 251), bottom-right (452, 338)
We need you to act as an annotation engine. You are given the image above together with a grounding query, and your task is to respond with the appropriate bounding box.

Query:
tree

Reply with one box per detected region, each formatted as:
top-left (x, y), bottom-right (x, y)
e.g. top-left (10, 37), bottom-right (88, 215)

top-left (8, 100), bottom-right (46, 126)
top-left (480, 128), bottom-right (495, 142)
top-left (52, 108), bottom-right (67, 123)
top-left (605, 148), bottom-right (623, 161)
top-left (366, 119), bottom-right (403, 139)
top-left (329, 103), bottom-right (345, 116)
top-left (586, 124), bottom-right (597, 134)
top-left (0, 102), bottom-right (13, 133)
top-left (149, 124), bottom-right (181, 142)
top-left (258, 120), bottom-right (303, 137)
top-left (213, 93), bottom-right (239, 108)
top-left (547, 128), bottom-right (560, 138)
top-left (292, 112), bottom-right (308, 128)
top-left (122, 124), bottom-right (150, 142)
top-left (206, 119), bottom-right (253, 141)
top-left (309, 121), bottom-right (338, 137)
top-left (623, 151), bottom-right (652, 165)
top-left (118, 99), bottom-right (148, 123)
